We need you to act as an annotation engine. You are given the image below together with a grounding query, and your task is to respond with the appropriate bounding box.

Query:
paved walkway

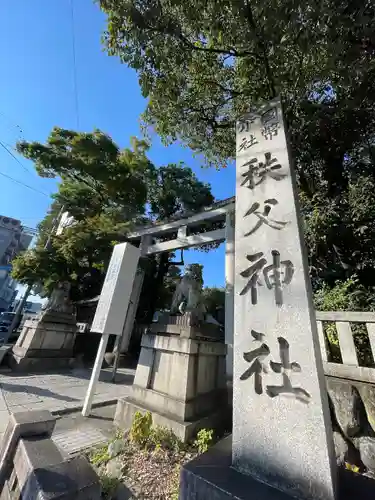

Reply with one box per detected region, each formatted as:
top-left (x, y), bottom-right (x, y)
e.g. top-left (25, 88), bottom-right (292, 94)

top-left (0, 367), bottom-right (135, 440)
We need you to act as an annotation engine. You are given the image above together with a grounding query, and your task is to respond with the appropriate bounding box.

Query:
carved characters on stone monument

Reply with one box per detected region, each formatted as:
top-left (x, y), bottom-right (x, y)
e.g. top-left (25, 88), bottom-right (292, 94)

top-left (240, 331), bottom-right (311, 402)
top-left (240, 330), bottom-right (270, 394)
top-left (260, 106), bottom-right (280, 140)
top-left (240, 152), bottom-right (286, 190)
top-left (239, 250), bottom-right (294, 305)
top-left (261, 123), bottom-right (280, 140)
top-left (266, 337), bottom-right (311, 403)
top-left (236, 102), bottom-right (309, 403)
top-left (244, 199), bottom-right (289, 236)
top-left (237, 116), bottom-right (256, 133)
top-left (238, 135), bottom-right (259, 152)
top-left (170, 264), bottom-right (204, 319)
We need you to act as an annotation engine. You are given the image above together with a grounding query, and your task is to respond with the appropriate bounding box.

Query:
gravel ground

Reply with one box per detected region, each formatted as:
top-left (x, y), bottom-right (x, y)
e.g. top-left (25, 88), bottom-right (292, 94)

top-left (91, 439), bottom-right (198, 499)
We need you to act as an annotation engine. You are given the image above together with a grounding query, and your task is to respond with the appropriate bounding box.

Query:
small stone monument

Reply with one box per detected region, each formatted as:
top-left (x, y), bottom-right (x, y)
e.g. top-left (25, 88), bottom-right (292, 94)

top-left (114, 264), bottom-right (227, 442)
top-left (180, 99), bottom-right (337, 500)
top-left (10, 282), bottom-right (77, 371)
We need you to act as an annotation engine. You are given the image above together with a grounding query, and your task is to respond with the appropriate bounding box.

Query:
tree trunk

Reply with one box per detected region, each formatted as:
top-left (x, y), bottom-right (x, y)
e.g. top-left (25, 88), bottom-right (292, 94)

top-left (147, 252), bottom-right (171, 320)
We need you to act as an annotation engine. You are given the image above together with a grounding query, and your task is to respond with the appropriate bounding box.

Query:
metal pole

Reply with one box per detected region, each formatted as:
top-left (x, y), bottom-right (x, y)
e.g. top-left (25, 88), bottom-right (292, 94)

top-left (111, 295), bottom-right (135, 383)
top-left (82, 333), bottom-right (109, 416)
top-left (111, 335), bottom-right (121, 383)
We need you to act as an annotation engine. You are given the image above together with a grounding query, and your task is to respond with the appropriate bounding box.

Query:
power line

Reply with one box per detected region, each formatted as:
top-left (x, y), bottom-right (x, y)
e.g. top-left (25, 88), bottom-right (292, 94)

top-left (0, 111), bottom-right (24, 139)
top-left (0, 170), bottom-right (49, 198)
top-left (70, 0), bottom-right (80, 129)
top-left (0, 140), bottom-right (34, 176)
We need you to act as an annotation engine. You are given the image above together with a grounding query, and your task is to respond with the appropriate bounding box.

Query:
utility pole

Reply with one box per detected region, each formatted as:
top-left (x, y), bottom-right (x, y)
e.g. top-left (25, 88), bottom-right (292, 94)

top-left (4, 206), bottom-right (65, 343)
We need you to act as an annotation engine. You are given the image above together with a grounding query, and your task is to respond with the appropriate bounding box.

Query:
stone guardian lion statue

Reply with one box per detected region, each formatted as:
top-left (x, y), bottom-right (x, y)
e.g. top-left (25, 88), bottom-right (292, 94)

top-left (42, 281), bottom-right (74, 315)
top-left (170, 264), bottom-right (204, 317)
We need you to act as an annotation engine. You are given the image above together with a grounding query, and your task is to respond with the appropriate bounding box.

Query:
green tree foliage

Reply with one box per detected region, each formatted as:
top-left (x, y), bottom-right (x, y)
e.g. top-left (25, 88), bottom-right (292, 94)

top-left (314, 279), bottom-right (375, 313)
top-left (148, 163), bottom-right (213, 220)
top-left (302, 148), bottom-right (375, 292)
top-left (99, 0), bottom-right (375, 166)
top-left (202, 287), bottom-right (225, 316)
top-left (314, 279), bottom-right (375, 366)
top-left (141, 167), bottom-right (213, 319)
top-left (12, 128), bottom-right (214, 303)
top-left (12, 129), bottom-right (147, 301)
top-left (17, 129), bottom-right (151, 220)
top-left (99, 0), bottom-right (375, 300)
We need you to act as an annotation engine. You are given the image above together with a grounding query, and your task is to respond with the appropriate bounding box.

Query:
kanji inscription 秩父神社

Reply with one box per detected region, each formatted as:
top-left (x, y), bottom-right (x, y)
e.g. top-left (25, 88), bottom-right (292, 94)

top-left (236, 105), bottom-right (306, 401)
top-left (233, 98), bottom-right (336, 500)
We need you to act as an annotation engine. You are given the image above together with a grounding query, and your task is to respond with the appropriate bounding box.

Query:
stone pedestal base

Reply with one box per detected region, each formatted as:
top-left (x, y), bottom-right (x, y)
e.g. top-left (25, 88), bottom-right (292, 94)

top-left (9, 317), bottom-right (76, 372)
top-left (114, 328), bottom-right (228, 442)
top-left (115, 396), bottom-right (227, 443)
top-left (180, 436), bottom-right (375, 500)
top-left (150, 312), bottom-right (224, 341)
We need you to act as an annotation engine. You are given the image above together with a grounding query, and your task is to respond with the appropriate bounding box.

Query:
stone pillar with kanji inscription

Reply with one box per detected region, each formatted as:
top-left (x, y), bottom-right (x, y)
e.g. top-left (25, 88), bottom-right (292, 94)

top-left (232, 99), bottom-right (337, 500)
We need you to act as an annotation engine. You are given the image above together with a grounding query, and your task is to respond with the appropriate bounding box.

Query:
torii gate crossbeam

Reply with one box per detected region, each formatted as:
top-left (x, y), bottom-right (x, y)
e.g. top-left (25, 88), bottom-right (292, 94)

top-left (117, 197), bottom-right (235, 379)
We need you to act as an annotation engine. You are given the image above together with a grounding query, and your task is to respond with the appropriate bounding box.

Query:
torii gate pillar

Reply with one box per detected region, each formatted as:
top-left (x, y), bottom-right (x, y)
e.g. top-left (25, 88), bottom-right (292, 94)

top-left (225, 210), bottom-right (235, 379)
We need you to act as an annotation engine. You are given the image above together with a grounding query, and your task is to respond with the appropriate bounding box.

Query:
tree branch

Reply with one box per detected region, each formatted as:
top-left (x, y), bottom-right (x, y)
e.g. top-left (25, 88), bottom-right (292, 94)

top-left (176, 31), bottom-right (255, 58)
top-left (64, 171), bottom-right (107, 206)
top-left (244, 0), bottom-right (276, 98)
top-left (293, 52), bottom-right (305, 91)
top-left (137, 7), bottom-right (256, 59)
top-left (293, 27), bottom-right (305, 45)
top-left (201, 79), bottom-right (243, 97)
top-left (188, 105), bottom-right (234, 130)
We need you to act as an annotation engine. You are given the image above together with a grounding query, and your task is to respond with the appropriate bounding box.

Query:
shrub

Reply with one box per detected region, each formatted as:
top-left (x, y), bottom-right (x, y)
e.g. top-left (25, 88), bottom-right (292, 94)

top-left (129, 411), bottom-right (152, 447)
top-left (149, 425), bottom-right (184, 452)
top-left (194, 429), bottom-right (214, 454)
top-left (99, 473), bottom-right (120, 500)
top-left (88, 445), bottom-right (110, 466)
top-left (129, 412), bottom-right (188, 452)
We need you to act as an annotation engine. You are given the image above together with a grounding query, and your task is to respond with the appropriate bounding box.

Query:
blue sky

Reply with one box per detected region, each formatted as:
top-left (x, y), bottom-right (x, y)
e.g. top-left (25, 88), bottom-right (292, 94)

top-left (0, 0), bottom-right (235, 288)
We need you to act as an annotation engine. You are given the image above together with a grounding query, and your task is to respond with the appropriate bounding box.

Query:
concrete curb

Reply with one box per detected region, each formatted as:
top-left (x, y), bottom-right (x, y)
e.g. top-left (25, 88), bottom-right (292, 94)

top-left (51, 398), bottom-right (118, 417)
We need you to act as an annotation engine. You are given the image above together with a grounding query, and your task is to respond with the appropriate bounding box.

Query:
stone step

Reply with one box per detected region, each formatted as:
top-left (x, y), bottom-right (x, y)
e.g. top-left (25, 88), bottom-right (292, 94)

top-left (52, 425), bottom-right (109, 456)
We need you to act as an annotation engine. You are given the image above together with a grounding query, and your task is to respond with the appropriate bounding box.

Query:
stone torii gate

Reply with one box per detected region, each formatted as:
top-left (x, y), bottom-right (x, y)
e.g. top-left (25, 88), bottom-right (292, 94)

top-left (116, 195), bottom-right (236, 378)
top-left (82, 196), bottom-right (236, 416)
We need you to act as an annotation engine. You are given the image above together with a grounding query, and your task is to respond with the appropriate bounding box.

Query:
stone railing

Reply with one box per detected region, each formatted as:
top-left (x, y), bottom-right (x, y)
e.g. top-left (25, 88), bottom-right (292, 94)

top-left (0, 411), bottom-right (101, 499)
top-left (317, 311), bottom-right (375, 383)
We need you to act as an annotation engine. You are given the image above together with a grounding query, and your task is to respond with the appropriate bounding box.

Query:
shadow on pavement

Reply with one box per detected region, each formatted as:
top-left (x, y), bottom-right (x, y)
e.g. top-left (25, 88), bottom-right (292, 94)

top-left (87, 414), bottom-right (113, 422)
top-left (0, 382), bottom-right (79, 402)
top-left (0, 367), bottom-right (135, 385)
top-left (70, 368), bottom-right (135, 385)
